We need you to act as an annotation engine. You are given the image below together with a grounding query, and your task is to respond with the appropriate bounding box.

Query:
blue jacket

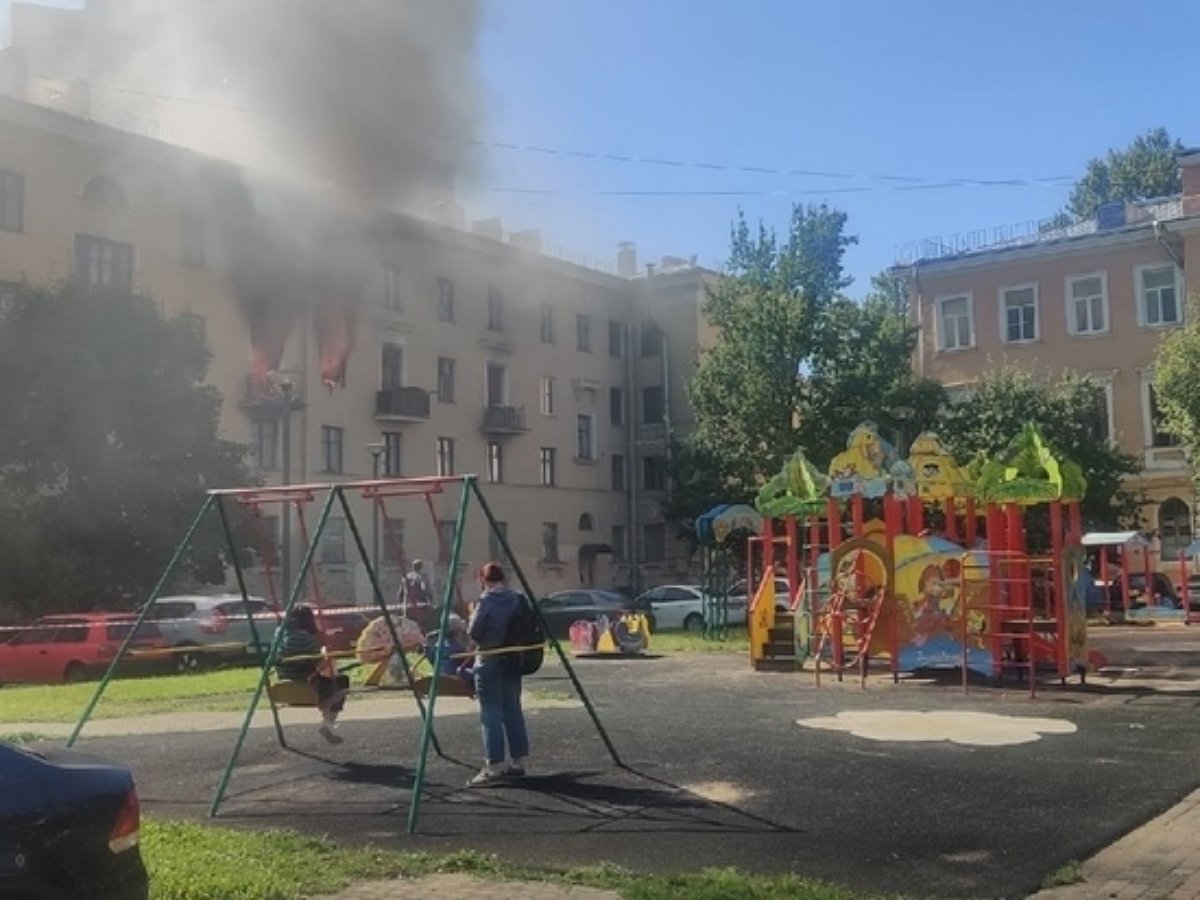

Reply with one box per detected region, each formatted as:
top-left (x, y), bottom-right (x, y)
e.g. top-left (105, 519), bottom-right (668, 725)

top-left (468, 587), bottom-right (522, 660)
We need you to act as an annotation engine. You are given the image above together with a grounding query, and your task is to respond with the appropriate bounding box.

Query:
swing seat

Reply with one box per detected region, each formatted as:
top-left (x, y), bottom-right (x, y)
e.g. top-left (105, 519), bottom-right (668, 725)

top-left (411, 673), bottom-right (475, 699)
top-left (267, 678), bottom-right (320, 707)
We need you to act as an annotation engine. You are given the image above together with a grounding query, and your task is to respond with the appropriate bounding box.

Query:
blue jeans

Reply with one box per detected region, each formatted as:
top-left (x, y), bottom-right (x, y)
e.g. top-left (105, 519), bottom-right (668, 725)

top-left (475, 659), bottom-right (529, 766)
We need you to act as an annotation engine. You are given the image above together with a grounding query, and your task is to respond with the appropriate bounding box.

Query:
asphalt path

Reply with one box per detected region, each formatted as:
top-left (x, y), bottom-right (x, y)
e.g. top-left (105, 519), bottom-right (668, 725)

top-left (65, 633), bottom-right (1200, 900)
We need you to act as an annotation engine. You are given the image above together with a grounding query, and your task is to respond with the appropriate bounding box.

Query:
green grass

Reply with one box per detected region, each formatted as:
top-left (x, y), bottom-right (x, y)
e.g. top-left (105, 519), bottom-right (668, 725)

top-left (143, 819), bottom-right (875, 900)
top-left (647, 628), bottom-right (750, 654)
top-left (1041, 860), bottom-right (1084, 889)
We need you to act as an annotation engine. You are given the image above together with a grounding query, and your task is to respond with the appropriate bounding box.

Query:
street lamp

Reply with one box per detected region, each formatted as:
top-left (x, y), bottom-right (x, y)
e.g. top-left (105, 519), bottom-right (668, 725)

top-left (366, 441), bottom-right (386, 584)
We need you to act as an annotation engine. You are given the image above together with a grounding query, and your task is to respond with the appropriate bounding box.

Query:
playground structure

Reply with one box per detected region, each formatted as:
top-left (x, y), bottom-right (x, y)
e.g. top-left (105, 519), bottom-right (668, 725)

top-left (694, 504), bottom-right (763, 639)
top-left (746, 423), bottom-right (1095, 694)
top-left (66, 475), bottom-right (621, 833)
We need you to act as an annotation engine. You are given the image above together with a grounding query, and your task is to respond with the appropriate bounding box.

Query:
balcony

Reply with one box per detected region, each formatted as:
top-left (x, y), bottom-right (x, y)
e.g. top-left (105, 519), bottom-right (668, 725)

top-left (240, 375), bottom-right (305, 413)
top-left (481, 405), bottom-right (527, 435)
top-left (374, 386), bottom-right (431, 421)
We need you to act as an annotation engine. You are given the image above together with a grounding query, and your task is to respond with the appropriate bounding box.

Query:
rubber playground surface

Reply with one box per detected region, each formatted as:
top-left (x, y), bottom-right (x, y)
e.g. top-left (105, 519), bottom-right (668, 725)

top-left (56, 628), bottom-right (1200, 899)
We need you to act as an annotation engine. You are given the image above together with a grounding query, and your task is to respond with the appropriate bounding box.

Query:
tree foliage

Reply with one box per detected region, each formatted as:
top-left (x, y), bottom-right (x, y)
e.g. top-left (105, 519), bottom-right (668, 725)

top-left (937, 367), bottom-right (1142, 529)
top-left (673, 205), bottom-right (943, 532)
top-left (0, 281), bottom-right (253, 615)
top-left (1154, 294), bottom-right (1200, 457)
top-left (1064, 127), bottom-right (1184, 221)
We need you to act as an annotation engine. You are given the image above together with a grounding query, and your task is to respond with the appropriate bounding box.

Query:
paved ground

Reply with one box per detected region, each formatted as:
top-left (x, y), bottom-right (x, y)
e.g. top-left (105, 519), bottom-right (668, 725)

top-left (31, 625), bottom-right (1200, 899)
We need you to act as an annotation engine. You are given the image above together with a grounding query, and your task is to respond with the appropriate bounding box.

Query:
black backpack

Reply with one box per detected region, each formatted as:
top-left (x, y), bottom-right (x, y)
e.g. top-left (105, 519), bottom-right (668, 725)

top-left (504, 595), bottom-right (545, 675)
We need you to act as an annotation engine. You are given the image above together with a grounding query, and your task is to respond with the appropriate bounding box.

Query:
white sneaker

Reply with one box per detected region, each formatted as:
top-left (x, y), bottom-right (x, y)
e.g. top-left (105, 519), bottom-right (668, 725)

top-left (467, 767), bottom-right (505, 787)
top-left (318, 724), bottom-right (344, 745)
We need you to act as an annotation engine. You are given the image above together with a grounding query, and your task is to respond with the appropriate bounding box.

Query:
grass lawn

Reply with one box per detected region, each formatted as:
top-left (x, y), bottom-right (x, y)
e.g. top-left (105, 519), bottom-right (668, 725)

top-left (647, 628), bottom-right (749, 654)
top-left (143, 819), bottom-right (872, 900)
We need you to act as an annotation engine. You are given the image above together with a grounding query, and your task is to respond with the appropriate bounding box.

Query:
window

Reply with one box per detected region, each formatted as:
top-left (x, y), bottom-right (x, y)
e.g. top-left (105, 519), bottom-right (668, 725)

top-left (540, 304), bottom-right (556, 343)
top-left (383, 265), bottom-right (402, 311)
top-left (487, 287), bottom-right (504, 331)
top-left (576, 313), bottom-right (592, 352)
top-left (1082, 378), bottom-right (1113, 444)
top-left (438, 519), bottom-right (455, 563)
top-left (641, 321), bottom-right (663, 356)
top-left (1067, 273), bottom-right (1107, 335)
top-left (643, 524), bottom-right (666, 563)
top-left (1159, 498), bottom-right (1193, 561)
top-left (75, 234), bottom-right (134, 291)
top-left (608, 320), bottom-right (624, 357)
top-left (1139, 266), bottom-right (1181, 327)
top-left (180, 214), bottom-right (205, 266)
top-left (539, 376), bottom-right (555, 415)
top-left (541, 522), bottom-right (561, 563)
top-left (252, 420), bottom-right (278, 470)
top-left (383, 431), bottom-right (402, 477)
top-left (321, 425), bottom-right (344, 473)
top-left (937, 295), bottom-right (973, 350)
top-left (486, 362), bottom-right (506, 407)
top-left (437, 357), bottom-right (455, 403)
top-left (382, 515), bottom-right (404, 563)
top-left (610, 387), bottom-right (625, 426)
top-left (0, 170), bottom-right (23, 231)
top-left (611, 453), bottom-right (626, 491)
top-left (576, 414), bottom-right (595, 461)
top-left (381, 343), bottom-right (404, 390)
top-left (643, 456), bottom-right (667, 490)
top-left (578, 512), bottom-right (595, 531)
top-left (539, 447), bottom-right (556, 486)
top-left (320, 517), bottom-right (346, 565)
top-left (437, 277), bottom-right (455, 322)
top-left (436, 437), bottom-right (456, 476)
top-left (1000, 284), bottom-right (1037, 343)
top-left (1145, 383), bottom-right (1180, 448)
top-left (81, 174), bottom-right (127, 207)
top-left (641, 386), bottom-right (665, 424)
top-left (611, 525), bottom-right (627, 562)
top-left (487, 441), bottom-right (503, 483)
top-left (488, 521), bottom-right (508, 563)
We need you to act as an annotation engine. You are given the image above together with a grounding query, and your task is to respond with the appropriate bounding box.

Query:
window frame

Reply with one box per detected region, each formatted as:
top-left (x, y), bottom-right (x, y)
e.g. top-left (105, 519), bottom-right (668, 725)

top-left (319, 517), bottom-right (347, 565)
top-left (541, 522), bottom-right (561, 564)
top-left (320, 425), bottom-right (345, 474)
top-left (642, 455), bottom-right (667, 491)
top-left (436, 356), bottom-right (455, 403)
top-left (611, 524), bottom-right (627, 562)
top-left (576, 413), bottom-right (595, 462)
top-left (382, 431), bottom-right (402, 477)
top-left (539, 447), bottom-right (557, 486)
top-left (74, 233), bottom-right (135, 291)
top-left (998, 282), bottom-right (1039, 344)
top-left (486, 441), bottom-right (503, 484)
top-left (436, 436), bottom-right (456, 476)
top-left (487, 287), bottom-right (504, 332)
top-left (383, 265), bottom-right (402, 311)
top-left (436, 277), bottom-right (455, 323)
top-left (539, 376), bottom-right (556, 416)
top-left (642, 523), bottom-right (666, 563)
top-left (608, 319), bottom-right (624, 357)
top-left (540, 304), bottom-right (556, 343)
top-left (641, 385), bottom-right (665, 425)
top-left (611, 453), bottom-right (626, 491)
top-left (935, 293), bottom-right (974, 352)
top-left (1065, 271), bottom-right (1108, 337)
top-left (1081, 374), bottom-right (1115, 445)
top-left (1136, 264), bottom-right (1183, 328)
top-left (252, 419), bottom-right (279, 471)
top-left (610, 386), bottom-right (624, 426)
top-left (381, 342), bottom-right (405, 390)
top-left (576, 313), bottom-right (592, 352)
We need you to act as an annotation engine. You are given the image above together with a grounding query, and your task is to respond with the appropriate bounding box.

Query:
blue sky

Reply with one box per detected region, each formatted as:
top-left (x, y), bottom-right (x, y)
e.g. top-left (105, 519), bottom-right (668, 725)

top-left (471, 0), bottom-right (1200, 290)
top-left (6, 1), bottom-right (1198, 292)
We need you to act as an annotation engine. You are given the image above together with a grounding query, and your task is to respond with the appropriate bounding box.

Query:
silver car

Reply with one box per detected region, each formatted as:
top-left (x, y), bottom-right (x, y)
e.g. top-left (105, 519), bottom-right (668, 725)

top-left (633, 585), bottom-right (748, 633)
top-left (147, 594), bottom-right (278, 671)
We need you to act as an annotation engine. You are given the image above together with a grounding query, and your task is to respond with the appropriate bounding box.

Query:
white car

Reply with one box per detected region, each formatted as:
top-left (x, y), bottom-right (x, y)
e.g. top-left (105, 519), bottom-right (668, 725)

top-left (728, 578), bottom-right (793, 613)
top-left (632, 585), bottom-right (748, 633)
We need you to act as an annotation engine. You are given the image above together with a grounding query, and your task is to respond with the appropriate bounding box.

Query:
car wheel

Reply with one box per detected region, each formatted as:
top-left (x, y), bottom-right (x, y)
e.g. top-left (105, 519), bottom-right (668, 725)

top-left (63, 662), bottom-right (88, 683)
top-left (683, 613), bottom-right (704, 634)
top-left (175, 644), bottom-right (203, 673)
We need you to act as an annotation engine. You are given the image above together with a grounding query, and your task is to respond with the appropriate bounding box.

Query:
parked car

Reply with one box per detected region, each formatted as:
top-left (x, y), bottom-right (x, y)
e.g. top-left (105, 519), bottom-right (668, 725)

top-left (313, 607), bottom-right (371, 652)
top-left (536, 590), bottom-right (629, 638)
top-left (0, 614), bottom-right (166, 684)
top-left (0, 739), bottom-right (148, 899)
top-left (147, 594), bottom-right (279, 670)
top-left (729, 577), bottom-right (792, 613)
top-left (632, 584), bottom-right (748, 632)
top-left (1105, 572), bottom-right (1182, 610)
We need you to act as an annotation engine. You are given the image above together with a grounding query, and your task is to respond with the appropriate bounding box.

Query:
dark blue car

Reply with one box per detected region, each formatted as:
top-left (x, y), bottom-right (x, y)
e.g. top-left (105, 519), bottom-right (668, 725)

top-left (0, 740), bottom-right (148, 899)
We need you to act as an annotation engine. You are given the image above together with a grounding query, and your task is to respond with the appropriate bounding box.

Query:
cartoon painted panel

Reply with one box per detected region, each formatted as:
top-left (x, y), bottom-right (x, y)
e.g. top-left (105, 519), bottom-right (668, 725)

top-left (827, 423), bottom-right (916, 499)
top-left (909, 431), bottom-right (974, 501)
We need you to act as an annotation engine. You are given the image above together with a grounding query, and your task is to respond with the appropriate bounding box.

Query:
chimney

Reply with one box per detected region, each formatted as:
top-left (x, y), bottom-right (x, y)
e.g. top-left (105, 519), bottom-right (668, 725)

top-left (509, 229), bottom-right (542, 253)
top-left (661, 255), bottom-right (688, 271)
top-left (471, 217), bottom-right (504, 242)
top-left (617, 241), bottom-right (638, 278)
top-left (1095, 200), bottom-right (1126, 231)
top-left (1181, 151), bottom-right (1200, 216)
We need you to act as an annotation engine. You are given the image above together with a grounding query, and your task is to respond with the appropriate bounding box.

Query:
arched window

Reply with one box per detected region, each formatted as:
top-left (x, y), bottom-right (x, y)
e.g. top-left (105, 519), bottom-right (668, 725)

top-left (578, 512), bottom-right (594, 532)
top-left (1159, 497), bottom-right (1192, 560)
top-left (81, 175), bottom-right (128, 208)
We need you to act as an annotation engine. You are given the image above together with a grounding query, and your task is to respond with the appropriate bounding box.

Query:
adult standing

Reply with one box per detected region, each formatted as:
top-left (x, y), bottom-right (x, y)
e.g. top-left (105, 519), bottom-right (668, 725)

top-left (400, 558), bottom-right (433, 627)
top-left (465, 561), bottom-right (529, 786)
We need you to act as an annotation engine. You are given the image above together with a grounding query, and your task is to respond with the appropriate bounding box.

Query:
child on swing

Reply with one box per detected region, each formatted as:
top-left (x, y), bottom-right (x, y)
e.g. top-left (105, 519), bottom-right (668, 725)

top-left (278, 605), bottom-right (350, 744)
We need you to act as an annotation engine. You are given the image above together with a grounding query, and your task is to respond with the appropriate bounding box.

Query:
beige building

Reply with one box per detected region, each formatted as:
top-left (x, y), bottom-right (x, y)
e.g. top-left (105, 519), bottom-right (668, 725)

top-left (0, 92), bottom-right (717, 606)
top-left (895, 151), bottom-right (1200, 561)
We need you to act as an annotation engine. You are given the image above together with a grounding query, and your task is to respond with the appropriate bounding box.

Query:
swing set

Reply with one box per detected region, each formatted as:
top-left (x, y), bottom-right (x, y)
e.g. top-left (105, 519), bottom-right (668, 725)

top-left (66, 474), bottom-right (621, 833)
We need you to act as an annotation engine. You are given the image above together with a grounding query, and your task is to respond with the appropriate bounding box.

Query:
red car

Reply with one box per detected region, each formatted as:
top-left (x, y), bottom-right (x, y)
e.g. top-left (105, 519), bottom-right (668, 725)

top-left (0, 613), bottom-right (167, 684)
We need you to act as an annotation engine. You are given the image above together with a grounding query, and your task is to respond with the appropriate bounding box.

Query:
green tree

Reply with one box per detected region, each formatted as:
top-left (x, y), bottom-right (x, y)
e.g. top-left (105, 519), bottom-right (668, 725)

top-left (0, 281), bottom-right (253, 615)
top-left (1064, 127), bottom-right (1184, 221)
top-left (937, 367), bottom-right (1142, 529)
top-left (1154, 294), bottom-right (1200, 455)
top-left (673, 206), bottom-right (941, 533)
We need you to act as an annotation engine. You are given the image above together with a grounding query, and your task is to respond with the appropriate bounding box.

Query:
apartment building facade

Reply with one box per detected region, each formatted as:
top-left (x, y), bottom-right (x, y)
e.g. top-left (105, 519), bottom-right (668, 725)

top-left (0, 94), bottom-right (714, 606)
top-left (896, 150), bottom-right (1200, 562)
